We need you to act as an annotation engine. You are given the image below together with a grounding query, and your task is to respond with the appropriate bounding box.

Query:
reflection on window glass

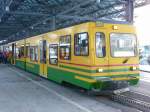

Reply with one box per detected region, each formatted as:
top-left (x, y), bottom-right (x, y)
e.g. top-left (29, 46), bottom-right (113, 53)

top-left (60, 35), bottom-right (71, 60)
top-left (96, 33), bottom-right (106, 57)
top-left (75, 33), bottom-right (88, 56)
top-left (49, 44), bottom-right (58, 65)
top-left (110, 33), bottom-right (137, 57)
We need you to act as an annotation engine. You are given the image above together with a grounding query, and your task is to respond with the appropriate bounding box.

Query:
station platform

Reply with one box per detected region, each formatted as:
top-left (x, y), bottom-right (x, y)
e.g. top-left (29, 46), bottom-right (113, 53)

top-left (0, 64), bottom-right (123, 112)
top-left (1, 64), bottom-right (149, 112)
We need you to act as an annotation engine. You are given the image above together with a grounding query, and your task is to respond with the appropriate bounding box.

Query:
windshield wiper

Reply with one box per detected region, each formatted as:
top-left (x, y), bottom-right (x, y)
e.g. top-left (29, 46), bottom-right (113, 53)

top-left (123, 58), bottom-right (129, 64)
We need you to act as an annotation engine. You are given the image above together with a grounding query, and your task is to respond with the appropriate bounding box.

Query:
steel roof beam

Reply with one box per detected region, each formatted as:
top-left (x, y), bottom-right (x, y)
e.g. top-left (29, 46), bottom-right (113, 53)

top-left (5, 11), bottom-right (49, 16)
top-left (6, 0), bottom-right (96, 41)
top-left (31, 0), bottom-right (96, 26)
top-left (2, 0), bottom-right (150, 43)
top-left (0, 0), bottom-right (14, 21)
top-left (0, 25), bottom-right (23, 29)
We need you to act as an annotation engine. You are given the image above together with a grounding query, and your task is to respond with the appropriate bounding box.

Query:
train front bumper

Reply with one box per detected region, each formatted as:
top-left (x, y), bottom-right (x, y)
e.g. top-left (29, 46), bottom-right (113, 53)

top-left (89, 76), bottom-right (139, 95)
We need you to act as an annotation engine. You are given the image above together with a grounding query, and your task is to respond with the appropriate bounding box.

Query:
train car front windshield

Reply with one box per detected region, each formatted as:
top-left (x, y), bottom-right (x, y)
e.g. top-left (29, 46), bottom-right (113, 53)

top-left (110, 33), bottom-right (137, 57)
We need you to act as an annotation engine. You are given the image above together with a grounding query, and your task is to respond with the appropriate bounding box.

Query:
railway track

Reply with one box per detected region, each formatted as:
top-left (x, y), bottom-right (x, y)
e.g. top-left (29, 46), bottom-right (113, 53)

top-left (110, 91), bottom-right (150, 112)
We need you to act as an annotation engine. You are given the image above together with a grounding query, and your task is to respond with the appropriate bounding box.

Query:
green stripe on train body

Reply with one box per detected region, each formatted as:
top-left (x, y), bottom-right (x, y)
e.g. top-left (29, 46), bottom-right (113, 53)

top-left (14, 61), bottom-right (139, 90)
top-left (47, 66), bottom-right (139, 90)
top-left (15, 60), bottom-right (26, 70)
top-left (47, 66), bottom-right (92, 89)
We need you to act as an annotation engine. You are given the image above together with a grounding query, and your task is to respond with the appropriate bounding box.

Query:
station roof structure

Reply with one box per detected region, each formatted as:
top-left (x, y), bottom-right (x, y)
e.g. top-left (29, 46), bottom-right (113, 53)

top-left (0, 0), bottom-right (150, 43)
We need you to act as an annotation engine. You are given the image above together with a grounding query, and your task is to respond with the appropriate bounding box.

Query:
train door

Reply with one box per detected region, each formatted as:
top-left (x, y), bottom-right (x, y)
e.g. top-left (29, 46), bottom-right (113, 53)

top-left (39, 40), bottom-right (47, 78)
top-left (95, 32), bottom-right (109, 74)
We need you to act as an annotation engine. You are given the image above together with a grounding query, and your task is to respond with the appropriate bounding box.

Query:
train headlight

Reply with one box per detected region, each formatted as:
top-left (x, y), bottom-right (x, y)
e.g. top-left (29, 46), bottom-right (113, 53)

top-left (132, 66), bottom-right (137, 71)
top-left (98, 69), bottom-right (103, 73)
top-left (113, 25), bottom-right (118, 30)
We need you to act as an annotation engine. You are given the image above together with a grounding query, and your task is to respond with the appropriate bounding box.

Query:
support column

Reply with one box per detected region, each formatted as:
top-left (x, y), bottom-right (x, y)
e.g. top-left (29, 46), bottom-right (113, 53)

top-left (52, 16), bottom-right (56, 30)
top-left (0, 0), bottom-right (5, 19)
top-left (126, 0), bottom-right (134, 23)
top-left (52, 9), bottom-right (56, 30)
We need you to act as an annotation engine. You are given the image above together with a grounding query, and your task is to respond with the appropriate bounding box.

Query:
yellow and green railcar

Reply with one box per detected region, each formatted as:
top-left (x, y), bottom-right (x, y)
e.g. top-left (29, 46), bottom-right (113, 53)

top-left (10, 22), bottom-right (139, 94)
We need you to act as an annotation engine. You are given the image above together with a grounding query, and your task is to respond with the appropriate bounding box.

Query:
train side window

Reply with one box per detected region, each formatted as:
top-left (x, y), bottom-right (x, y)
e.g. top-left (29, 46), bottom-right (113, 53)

top-left (49, 44), bottom-right (58, 65)
top-left (74, 32), bottom-right (89, 56)
top-left (59, 35), bottom-right (71, 60)
top-left (30, 46), bottom-right (38, 62)
top-left (96, 32), bottom-right (106, 57)
top-left (30, 47), bottom-right (35, 61)
top-left (26, 44), bottom-right (30, 58)
top-left (21, 47), bottom-right (24, 58)
top-left (18, 46), bottom-right (24, 58)
top-left (35, 47), bottom-right (38, 61)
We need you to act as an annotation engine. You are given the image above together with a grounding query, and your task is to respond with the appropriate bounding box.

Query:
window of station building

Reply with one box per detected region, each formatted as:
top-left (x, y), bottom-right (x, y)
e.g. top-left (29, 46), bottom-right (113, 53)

top-left (96, 32), bottom-right (106, 57)
top-left (59, 35), bottom-right (71, 60)
top-left (49, 44), bottom-right (58, 65)
top-left (74, 33), bottom-right (89, 56)
top-left (30, 46), bottom-right (38, 62)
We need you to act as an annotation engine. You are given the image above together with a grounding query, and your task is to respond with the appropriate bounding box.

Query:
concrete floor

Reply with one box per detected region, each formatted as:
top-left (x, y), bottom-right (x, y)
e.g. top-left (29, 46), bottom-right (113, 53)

top-left (0, 64), bottom-right (146, 112)
top-left (0, 64), bottom-right (119, 112)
